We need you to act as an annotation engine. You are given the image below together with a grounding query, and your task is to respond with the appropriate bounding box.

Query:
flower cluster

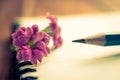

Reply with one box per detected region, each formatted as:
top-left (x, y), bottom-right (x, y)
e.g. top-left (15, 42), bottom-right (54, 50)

top-left (11, 14), bottom-right (63, 65)
top-left (47, 15), bottom-right (63, 48)
top-left (12, 24), bottom-right (50, 64)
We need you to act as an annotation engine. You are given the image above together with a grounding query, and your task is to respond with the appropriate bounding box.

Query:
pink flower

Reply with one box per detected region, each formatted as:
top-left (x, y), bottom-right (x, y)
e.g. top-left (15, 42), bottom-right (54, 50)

top-left (31, 49), bottom-right (43, 64)
top-left (32, 24), bottom-right (39, 35)
top-left (47, 14), bottom-right (63, 48)
top-left (12, 27), bottom-right (28, 48)
top-left (17, 45), bottom-right (32, 61)
top-left (12, 24), bottom-right (50, 64)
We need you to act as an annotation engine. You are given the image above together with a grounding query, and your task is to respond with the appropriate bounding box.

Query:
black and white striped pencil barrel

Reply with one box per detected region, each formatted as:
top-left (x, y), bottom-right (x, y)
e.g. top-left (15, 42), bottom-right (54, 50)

top-left (16, 61), bottom-right (38, 80)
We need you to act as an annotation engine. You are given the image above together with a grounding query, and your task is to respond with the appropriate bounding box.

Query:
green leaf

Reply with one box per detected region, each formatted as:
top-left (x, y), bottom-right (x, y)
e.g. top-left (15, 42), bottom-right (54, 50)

top-left (28, 41), bottom-right (35, 49)
top-left (10, 44), bottom-right (16, 51)
top-left (47, 32), bottom-right (53, 36)
top-left (42, 26), bottom-right (53, 36)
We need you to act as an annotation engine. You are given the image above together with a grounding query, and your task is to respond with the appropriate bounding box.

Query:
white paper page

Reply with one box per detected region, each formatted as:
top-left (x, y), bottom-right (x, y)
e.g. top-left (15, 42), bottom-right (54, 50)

top-left (19, 12), bottom-right (120, 80)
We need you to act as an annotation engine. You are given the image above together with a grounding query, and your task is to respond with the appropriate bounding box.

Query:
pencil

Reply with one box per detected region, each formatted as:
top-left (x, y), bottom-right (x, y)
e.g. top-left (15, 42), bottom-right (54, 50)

top-left (72, 33), bottom-right (120, 46)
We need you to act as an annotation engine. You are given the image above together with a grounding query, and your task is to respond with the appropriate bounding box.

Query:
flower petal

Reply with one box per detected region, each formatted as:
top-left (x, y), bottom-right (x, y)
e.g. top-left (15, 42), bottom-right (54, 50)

top-left (42, 32), bottom-right (50, 45)
top-left (33, 49), bottom-right (43, 63)
top-left (26, 27), bottom-right (33, 39)
top-left (17, 51), bottom-right (23, 61)
top-left (18, 35), bottom-right (28, 45)
top-left (31, 55), bottom-right (37, 64)
top-left (32, 24), bottom-right (39, 35)
top-left (46, 46), bottom-right (50, 54)
top-left (35, 41), bottom-right (46, 50)
top-left (47, 14), bottom-right (57, 24)
top-left (13, 39), bottom-right (21, 48)
top-left (17, 46), bottom-right (32, 61)
top-left (42, 49), bottom-right (49, 57)
top-left (20, 27), bottom-right (26, 32)
top-left (33, 32), bottom-right (44, 43)
top-left (11, 29), bottom-right (24, 39)
top-left (21, 50), bottom-right (32, 61)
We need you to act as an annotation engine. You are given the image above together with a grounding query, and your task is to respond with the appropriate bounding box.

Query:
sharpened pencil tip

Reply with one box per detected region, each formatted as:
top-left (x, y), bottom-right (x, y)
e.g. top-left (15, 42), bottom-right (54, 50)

top-left (72, 39), bottom-right (85, 43)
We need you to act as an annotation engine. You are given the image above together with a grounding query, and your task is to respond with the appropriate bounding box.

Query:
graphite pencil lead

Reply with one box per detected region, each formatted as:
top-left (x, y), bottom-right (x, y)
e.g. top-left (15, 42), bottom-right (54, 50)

top-left (72, 39), bottom-right (85, 43)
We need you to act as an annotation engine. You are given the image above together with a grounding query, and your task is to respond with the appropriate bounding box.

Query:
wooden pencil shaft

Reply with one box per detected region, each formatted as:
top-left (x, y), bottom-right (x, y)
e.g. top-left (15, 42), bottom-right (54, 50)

top-left (73, 33), bottom-right (120, 46)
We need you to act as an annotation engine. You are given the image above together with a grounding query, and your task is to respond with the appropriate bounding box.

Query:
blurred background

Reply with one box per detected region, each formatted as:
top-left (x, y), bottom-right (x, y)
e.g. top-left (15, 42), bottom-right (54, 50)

top-left (0, 0), bottom-right (120, 80)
